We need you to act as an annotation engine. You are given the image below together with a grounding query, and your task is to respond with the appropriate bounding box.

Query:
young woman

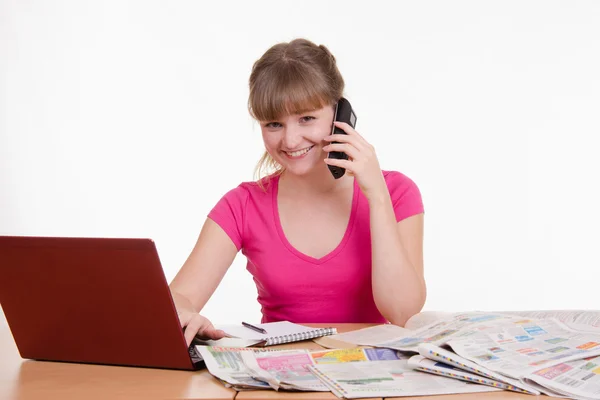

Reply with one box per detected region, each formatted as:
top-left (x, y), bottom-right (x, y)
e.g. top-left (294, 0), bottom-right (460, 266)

top-left (170, 38), bottom-right (426, 346)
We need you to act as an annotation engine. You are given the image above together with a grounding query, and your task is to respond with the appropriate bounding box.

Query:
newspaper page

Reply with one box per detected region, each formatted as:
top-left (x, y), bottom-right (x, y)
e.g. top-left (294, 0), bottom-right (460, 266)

top-left (240, 347), bottom-right (405, 392)
top-left (240, 349), bottom-right (329, 391)
top-left (310, 347), bottom-right (406, 363)
top-left (524, 355), bottom-right (600, 400)
top-left (495, 310), bottom-right (600, 334)
top-left (415, 343), bottom-right (541, 394)
top-left (315, 324), bottom-right (411, 347)
top-left (309, 359), bottom-right (501, 399)
top-left (317, 311), bottom-right (599, 352)
top-left (314, 312), bottom-right (470, 349)
top-left (446, 318), bottom-right (600, 379)
top-left (404, 311), bottom-right (454, 330)
top-left (375, 311), bottom-right (524, 352)
top-left (195, 346), bottom-right (273, 390)
top-left (407, 355), bottom-right (529, 393)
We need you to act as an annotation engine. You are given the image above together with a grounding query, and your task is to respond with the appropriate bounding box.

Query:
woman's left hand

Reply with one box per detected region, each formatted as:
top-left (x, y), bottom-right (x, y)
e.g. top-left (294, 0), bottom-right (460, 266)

top-left (323, 121), bottom-right (388, 201)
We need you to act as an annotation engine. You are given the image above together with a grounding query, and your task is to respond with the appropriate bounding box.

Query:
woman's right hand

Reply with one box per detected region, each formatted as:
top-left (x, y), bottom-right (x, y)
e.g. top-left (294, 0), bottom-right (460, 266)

top-left (177, 309), bottom-right (227, 347)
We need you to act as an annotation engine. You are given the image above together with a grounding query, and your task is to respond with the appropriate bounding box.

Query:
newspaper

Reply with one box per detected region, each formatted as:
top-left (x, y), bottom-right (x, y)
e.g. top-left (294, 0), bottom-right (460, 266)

top-left (316, 310), bottom-right (600, 350)
top-left (309, 359), bottom-right (502, 399)
top-left (404, 311), bottom-right (454, 330)
top-left (198, 311), bottom-right (600, 398)
top-left (410, 310), bottom-right (600, 333)
top-left (524, 355), bottom-right (600, 400)
top-left (494, 310), bottom-right (600, 334)
top-left (240, 349), bottom-right (331, 391)
top-left (406, 355), bottom-right (540, 394)
top-left (315, 324), bottom-right (411, 347)
top-left (198, 345), bottom-right (404, 392)
top-left (391, 314), bottom-right (600, 400)
top-left (413, 342), bottom-right (600, 399)
top-left (446, 318), bottom-right (600, 379)
top-left (345, 312), bottom-right (600, 399)
top-left (374, 311), bottom-right (524, 352)
top-left (240, 347), bottom-right (403, 392)
top-left (412, 343), bottom-right (541, 394)
top-left (309, 347), bottom-right (408, 363)
top-left (314, 312), bottom-right (521, 352)
top-left (195, 346), bottom-right (277, 390)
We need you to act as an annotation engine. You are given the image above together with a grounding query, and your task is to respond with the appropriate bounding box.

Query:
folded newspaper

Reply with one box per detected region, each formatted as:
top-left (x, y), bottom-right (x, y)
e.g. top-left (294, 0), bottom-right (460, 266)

top-left (308, 359), bottom-right (501, 399)
top-left (198, 309), bottom-right (600, 399)
top-left (196, 345), bottom-right (500, 397)
top-left (196, 346), bottom-right (407, 392)
top-left (336, 310), bottom-right (600, 400)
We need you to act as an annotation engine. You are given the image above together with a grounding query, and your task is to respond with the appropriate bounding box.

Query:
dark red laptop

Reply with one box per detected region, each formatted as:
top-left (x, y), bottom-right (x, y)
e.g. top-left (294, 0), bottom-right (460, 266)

top-left (0, 236), bottom-right (203, 370)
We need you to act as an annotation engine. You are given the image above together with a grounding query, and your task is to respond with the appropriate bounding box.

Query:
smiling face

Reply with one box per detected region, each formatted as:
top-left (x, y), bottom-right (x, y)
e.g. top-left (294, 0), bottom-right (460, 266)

top-left (260, 104), bottom-right (335, 177)
top-left (247, 39), bottom-right (345, 181)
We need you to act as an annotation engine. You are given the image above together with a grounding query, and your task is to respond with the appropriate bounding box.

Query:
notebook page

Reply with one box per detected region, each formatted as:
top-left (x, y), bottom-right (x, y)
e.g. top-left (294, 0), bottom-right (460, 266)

top-left (215, 321), bottom-right (322, 341)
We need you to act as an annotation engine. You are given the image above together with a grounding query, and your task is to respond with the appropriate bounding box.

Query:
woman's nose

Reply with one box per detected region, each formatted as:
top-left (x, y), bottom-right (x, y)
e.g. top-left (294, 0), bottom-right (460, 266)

top-left (282, 126), bottom-right (302, 149)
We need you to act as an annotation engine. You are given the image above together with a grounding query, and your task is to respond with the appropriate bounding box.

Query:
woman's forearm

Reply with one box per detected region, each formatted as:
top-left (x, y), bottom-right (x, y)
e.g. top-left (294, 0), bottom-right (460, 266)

top-left (369, 193), bottom-right (426, 326)
top-left (170, 289), bottom-right (199, 313)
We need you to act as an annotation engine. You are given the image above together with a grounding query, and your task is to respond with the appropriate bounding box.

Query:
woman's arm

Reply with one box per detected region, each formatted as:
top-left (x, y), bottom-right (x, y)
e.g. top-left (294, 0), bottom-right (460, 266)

top-left (369, 193), bottom-right (426, 326)
top-left (322, 121), bottom-right (426, 326)
top-left (169, 217), bottom-right (239, 344)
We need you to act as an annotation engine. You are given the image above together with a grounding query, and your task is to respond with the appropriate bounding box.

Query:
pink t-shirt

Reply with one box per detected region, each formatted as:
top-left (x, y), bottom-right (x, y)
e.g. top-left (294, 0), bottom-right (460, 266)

top-left (208, 170), bottom-right (424, 324)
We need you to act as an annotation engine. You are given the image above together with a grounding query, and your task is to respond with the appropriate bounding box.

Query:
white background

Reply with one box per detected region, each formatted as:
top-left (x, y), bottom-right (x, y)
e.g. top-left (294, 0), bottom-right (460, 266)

top-left (2, 1), bottom-right (599, 325)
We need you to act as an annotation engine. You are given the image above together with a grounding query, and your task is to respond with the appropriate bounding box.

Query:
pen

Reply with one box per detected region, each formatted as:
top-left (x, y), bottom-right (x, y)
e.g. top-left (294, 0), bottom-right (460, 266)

top-left (242, 321), bottom-right (267, 334)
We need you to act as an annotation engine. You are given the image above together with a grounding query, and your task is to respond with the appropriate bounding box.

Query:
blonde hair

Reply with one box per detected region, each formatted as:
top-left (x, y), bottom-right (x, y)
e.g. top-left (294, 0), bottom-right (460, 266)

top-left (248, 38), bottom-right (345, 187)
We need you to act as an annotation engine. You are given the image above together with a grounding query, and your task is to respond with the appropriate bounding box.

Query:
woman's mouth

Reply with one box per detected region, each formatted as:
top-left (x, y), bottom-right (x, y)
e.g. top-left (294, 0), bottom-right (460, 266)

top-left (283, 145), bottom-right (314, 158)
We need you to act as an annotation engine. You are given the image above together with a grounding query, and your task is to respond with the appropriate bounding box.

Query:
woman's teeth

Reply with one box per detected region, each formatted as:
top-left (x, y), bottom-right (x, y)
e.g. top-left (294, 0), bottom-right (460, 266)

top-left (285, 146), bottom-right (313, 157)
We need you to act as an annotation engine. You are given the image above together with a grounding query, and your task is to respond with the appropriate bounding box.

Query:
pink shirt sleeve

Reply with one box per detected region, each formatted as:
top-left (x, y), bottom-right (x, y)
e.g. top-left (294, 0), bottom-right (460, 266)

top-left (207, 186), bottom-right (248, 251)
top-left (385, 171), bottom-right (424, 221)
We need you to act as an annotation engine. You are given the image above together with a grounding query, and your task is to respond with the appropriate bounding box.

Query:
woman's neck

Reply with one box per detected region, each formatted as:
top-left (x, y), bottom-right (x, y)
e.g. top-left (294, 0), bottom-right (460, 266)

top-left (278, 166), bottom-right (353, 198)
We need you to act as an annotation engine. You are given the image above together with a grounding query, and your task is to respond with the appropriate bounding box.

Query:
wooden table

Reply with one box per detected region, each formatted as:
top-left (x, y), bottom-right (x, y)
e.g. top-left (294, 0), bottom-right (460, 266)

top-left (0, 316), bottom-right (543, 400)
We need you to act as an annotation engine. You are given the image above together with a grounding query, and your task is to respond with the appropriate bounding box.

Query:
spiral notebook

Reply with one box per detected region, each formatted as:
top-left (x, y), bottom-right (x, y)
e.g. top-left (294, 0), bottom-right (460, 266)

top-left (215, 321), bottom-right (337, 346)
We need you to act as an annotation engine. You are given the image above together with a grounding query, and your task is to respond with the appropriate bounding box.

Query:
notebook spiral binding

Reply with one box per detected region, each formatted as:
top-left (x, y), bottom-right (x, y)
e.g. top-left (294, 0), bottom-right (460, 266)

top-left (265, 327), bottom-right (337, 346)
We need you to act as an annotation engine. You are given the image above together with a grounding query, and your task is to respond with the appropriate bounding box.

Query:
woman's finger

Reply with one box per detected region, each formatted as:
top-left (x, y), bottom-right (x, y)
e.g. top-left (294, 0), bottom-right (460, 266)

top-left (183, 316), bottom-right (203, 346)
top-left (323, 134), bottom-right (366, 152)
top-left (324, 133), bottom-right (356, 143)
top-left (333, 121), bottom-right (369, 145)
top-left (177, 310), bottom-right (192, 329)
top-left (323, 157), bottom-right (353, 171)
top-left (194, 318), bottom-right (227, 341)
top-left (202, 327), bottom-right (227, 340)
top-left (323, 143), bottom-right (360, 160)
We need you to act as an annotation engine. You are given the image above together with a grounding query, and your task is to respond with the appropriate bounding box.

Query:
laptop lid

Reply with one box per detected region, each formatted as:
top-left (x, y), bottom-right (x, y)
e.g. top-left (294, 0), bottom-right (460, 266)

top-left (0, 236), bottom-right (201, 370)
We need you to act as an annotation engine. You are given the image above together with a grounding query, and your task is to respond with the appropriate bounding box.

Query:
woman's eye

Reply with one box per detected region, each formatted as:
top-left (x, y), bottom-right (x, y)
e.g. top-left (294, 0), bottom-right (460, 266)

top-left (265, 122), bottom-right (282, 128)
top-left (300, 116), bottom-right (315, 122)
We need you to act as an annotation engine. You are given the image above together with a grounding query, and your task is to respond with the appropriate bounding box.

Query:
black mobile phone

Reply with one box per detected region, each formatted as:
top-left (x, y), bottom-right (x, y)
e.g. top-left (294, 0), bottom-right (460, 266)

top-left (327, 97), bottom-right (357, 179)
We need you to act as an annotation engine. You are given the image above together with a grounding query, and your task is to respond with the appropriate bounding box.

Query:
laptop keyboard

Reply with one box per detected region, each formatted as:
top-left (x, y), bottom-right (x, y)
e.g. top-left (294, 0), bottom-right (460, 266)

top-left (188, 345), bottom-right (205, 369)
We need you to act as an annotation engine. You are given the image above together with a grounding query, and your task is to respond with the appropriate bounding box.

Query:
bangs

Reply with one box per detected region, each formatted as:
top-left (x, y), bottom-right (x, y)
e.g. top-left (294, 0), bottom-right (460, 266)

top-left (249, 62), bottom-right (333, 122)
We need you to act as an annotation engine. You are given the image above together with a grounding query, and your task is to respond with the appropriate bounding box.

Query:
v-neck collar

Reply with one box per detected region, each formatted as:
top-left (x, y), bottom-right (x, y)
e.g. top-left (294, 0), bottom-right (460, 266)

top-left (272, 174), bottom-right (360, 265)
